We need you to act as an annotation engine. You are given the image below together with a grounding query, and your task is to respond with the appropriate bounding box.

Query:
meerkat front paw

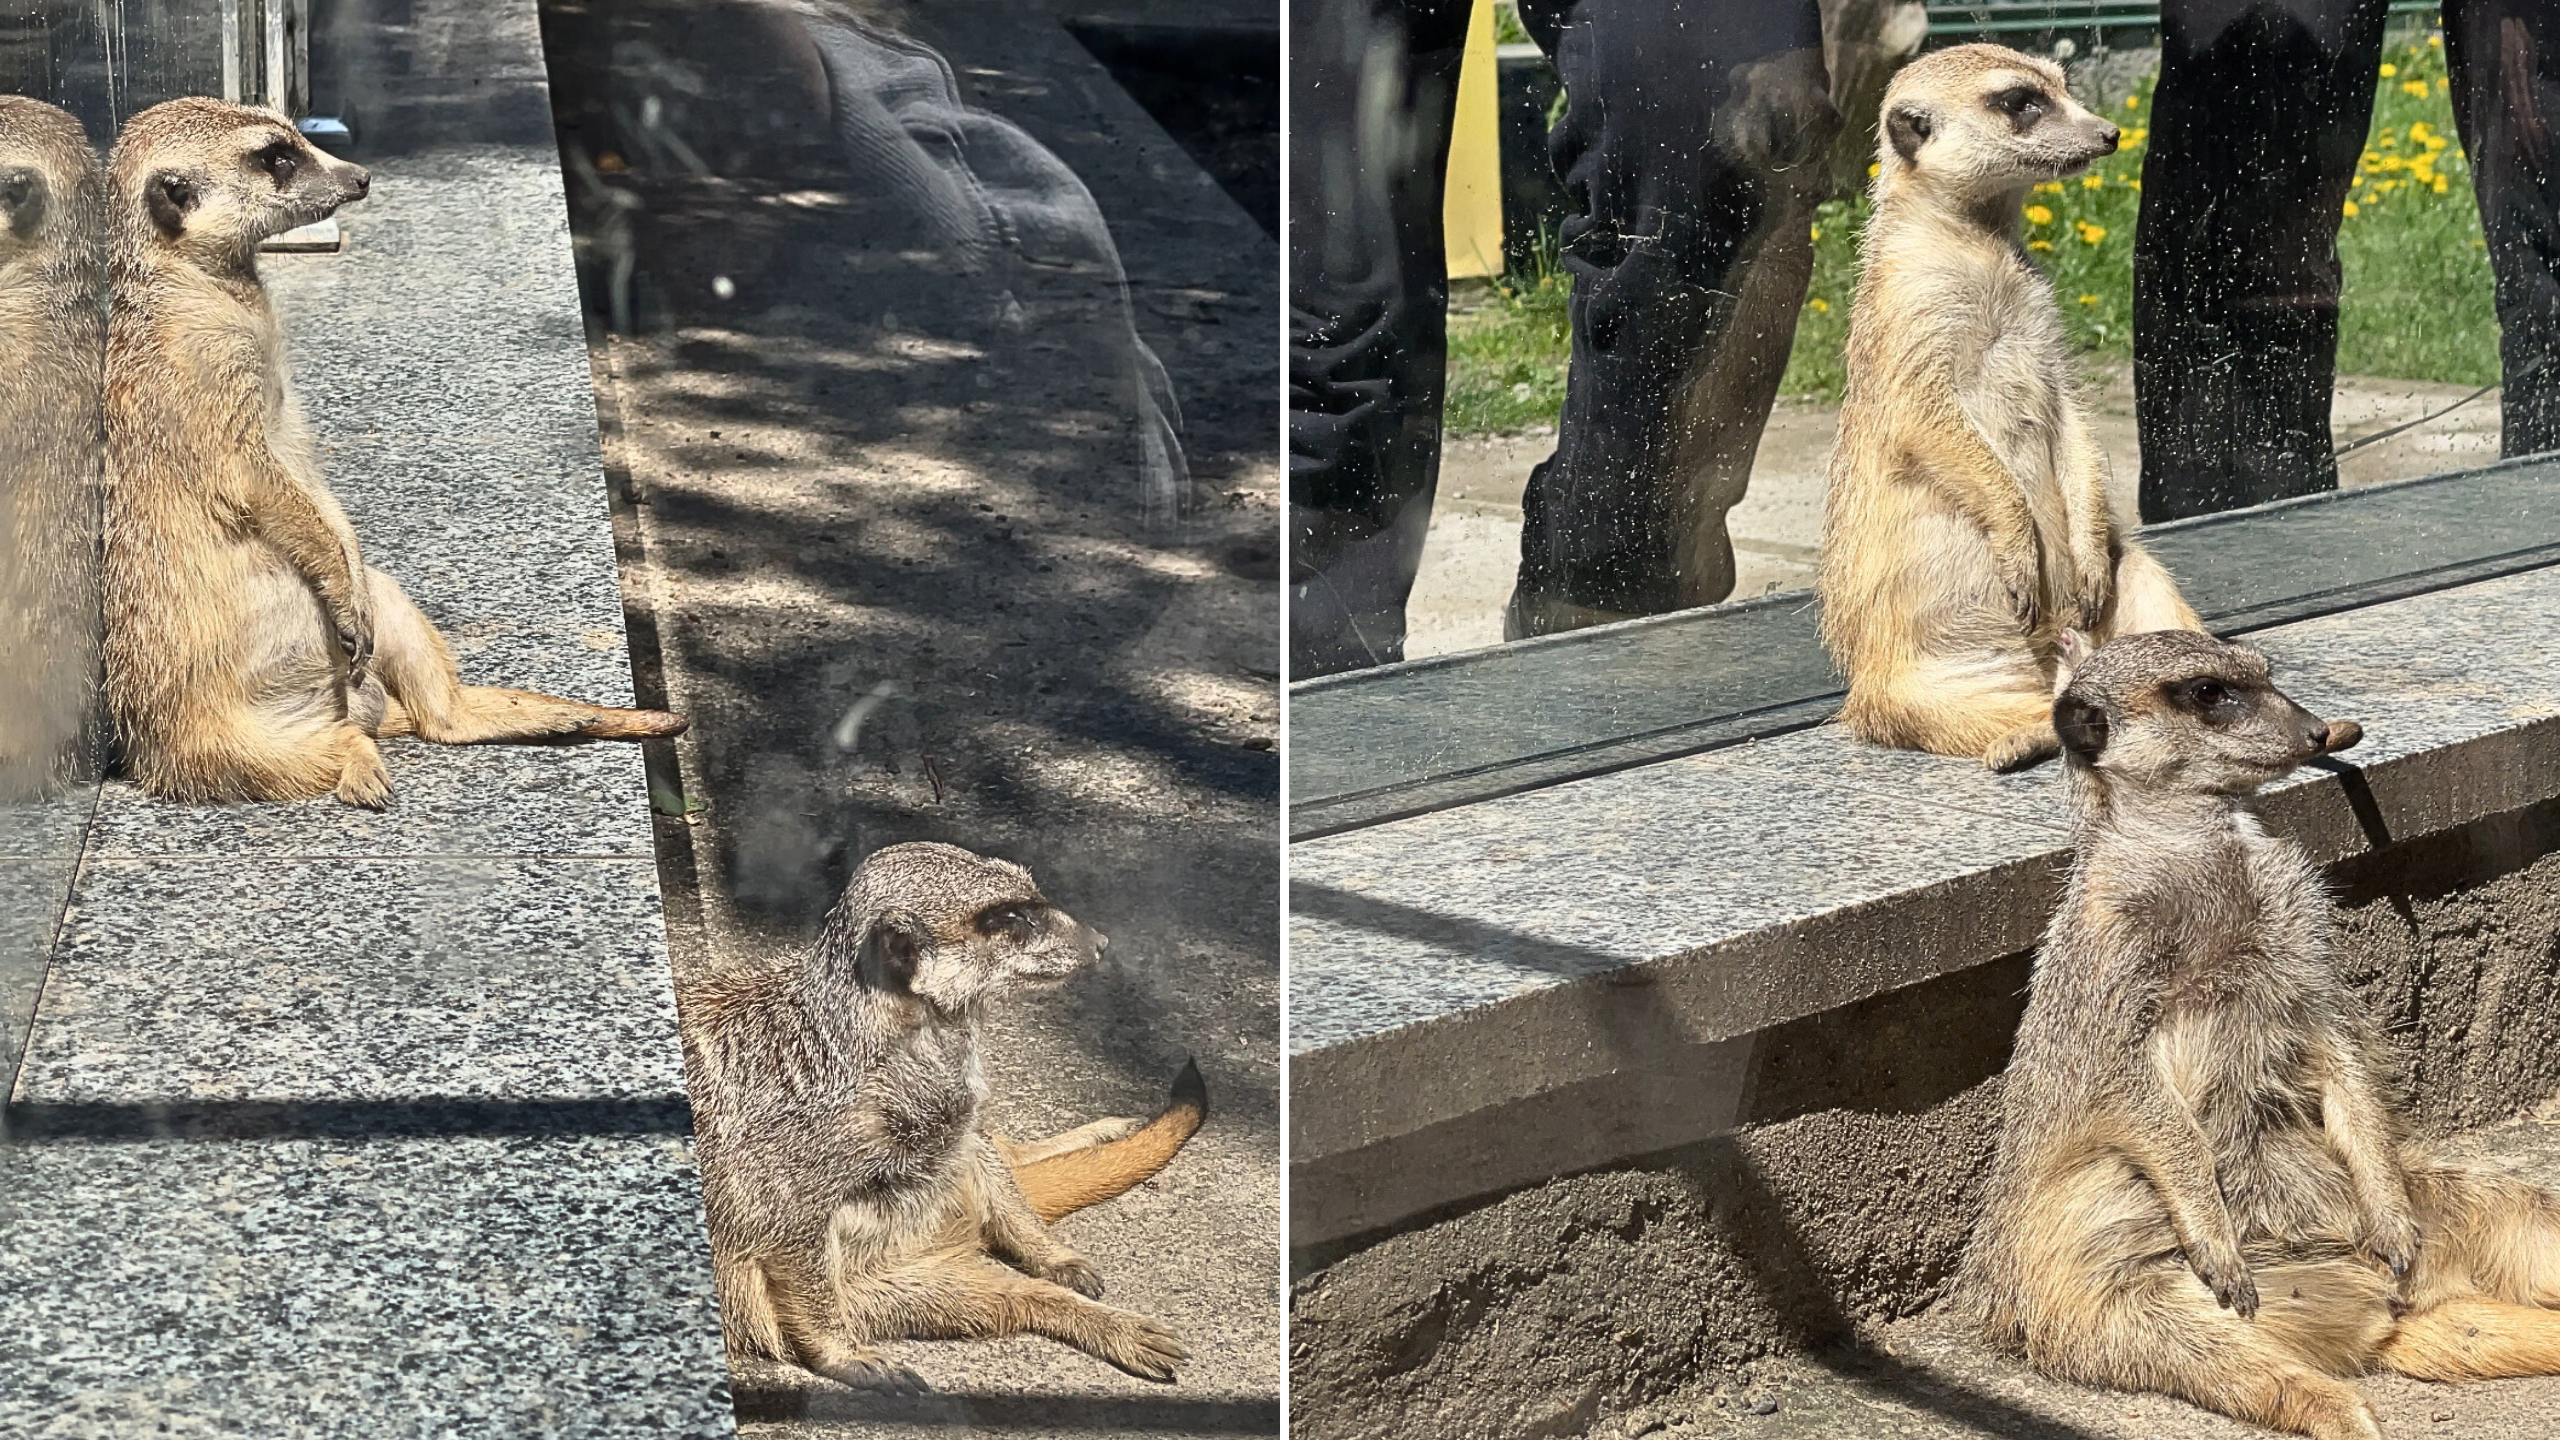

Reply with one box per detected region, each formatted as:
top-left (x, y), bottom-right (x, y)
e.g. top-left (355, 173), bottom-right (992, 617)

top-left (2188, 1245), bottom-right (2259, 1319)
top-left (1090, 1308), bottom-right (1189, 1384)
top-left (809, 1348), bottom-right (927, 1394)
top-left (2363, 1207), bottom-right (2420, 1279)
top-left (1036, 1252), bottom-right (1106, 1300)
top-left (1983, 724), bottom-right (2060, 773)
top-left (335, 738), bottom-right (391, 809)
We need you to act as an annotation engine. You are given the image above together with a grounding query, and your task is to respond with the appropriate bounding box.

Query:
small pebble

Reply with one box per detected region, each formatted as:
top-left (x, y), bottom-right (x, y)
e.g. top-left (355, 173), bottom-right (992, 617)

top-left (1747, 1394), bottom-right (1778, 1416)
top-left (2431, 1410), bottom-right (2456, 1424)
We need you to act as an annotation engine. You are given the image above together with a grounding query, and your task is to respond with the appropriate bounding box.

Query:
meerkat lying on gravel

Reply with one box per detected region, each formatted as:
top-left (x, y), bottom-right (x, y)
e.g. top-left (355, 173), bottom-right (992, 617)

top-left (1821, 45), bottom-right (2201, 772)
top-left (1965, 631), bottom-right (2560, 1440)
top-left (101, 99), bottom-right (683, 809)
top-left (682, 841), bottom-right (1203, 1386)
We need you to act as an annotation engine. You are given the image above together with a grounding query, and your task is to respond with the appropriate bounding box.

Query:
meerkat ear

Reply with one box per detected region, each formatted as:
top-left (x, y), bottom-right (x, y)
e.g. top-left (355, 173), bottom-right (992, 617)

top-left (1885, 104), bottom-right (1934, 164)
top-left (857, 912), bottom-right (923, 992)
top-left (2053, 693), bottom-right (2109, 764)
top-left (145, 172), bottom-right (198, 236)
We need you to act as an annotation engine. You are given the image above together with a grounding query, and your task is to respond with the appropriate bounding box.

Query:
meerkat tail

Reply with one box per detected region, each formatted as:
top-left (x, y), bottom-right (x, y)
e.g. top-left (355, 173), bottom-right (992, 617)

top-left (2379, 1296), bottom-right (2560, 1381)
top-left (1014, 1059), bottom-right (1205, 1223)
top-left (429, 685), bottom-right (687, 743)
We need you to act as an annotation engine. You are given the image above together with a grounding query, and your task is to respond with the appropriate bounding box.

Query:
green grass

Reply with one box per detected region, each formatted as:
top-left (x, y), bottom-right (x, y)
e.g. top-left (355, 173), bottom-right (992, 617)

top-left (1445, 28), bottom-right (2499, 436)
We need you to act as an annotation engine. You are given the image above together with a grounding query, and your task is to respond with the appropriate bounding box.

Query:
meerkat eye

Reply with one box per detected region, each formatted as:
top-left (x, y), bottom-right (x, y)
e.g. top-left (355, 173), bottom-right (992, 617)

top-left (975, 904), bottom-right (1040, 943)
top-left (261, 146), bottom-right (298, 185)
top-left (2183, 678), bottom-right (2238, 718)
top-left (1991, 87), bottom-right (2047, 125)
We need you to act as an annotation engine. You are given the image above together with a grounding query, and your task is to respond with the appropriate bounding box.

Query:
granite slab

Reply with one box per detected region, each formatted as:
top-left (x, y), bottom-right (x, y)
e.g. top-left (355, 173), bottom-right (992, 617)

top-left (0, 1131), bottom-right (729, 1440)
top-left (15, 858), bottom-right (676, 1110)
top-left (1290, 562), bottom-right (2560, 1243)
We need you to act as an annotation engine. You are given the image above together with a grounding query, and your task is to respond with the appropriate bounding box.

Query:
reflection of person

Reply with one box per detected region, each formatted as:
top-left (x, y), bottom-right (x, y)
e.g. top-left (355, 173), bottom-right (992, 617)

top-left (1290, 0), bottom-right (1841, 676)
top-left (2137, 0), bottom-right (2560, 520)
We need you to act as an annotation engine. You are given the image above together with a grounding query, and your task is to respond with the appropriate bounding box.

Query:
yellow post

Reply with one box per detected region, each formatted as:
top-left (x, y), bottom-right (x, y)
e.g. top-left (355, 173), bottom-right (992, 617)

top-left (1442, 0), bottom-right (1505, 279)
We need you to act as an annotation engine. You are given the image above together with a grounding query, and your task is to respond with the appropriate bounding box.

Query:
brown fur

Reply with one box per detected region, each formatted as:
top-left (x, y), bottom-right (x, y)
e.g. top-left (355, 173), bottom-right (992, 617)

top-left (1819, 45), bottom-right (2202, 772)
top-left (0, 96), bottom-right (106, 798)
top-left (1964, 632), bottom-right (2560, 1439)
top-left (100, 98), bottom-right (682, 810)
top-left (681, 841), bottom-right (1199, 1386)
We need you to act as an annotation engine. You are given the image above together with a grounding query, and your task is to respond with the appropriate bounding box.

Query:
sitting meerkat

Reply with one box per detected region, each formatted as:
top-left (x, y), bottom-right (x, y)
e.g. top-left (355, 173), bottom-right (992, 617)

top-left (1965, 630), bottom-right (2560, 1440)
top-left (1820, 45), bottom-right (2202, 772)
top-left (0, 96), bottom-right (106, 797)
top-left (681, 841), bottom-right (1203, 1386)
top-left (101, 98), bottom-right (684, 809)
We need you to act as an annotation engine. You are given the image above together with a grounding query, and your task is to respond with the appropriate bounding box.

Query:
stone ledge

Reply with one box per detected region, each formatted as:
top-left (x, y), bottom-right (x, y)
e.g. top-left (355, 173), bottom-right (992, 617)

top-left (1290, 560), bottom-right (2560, 1248)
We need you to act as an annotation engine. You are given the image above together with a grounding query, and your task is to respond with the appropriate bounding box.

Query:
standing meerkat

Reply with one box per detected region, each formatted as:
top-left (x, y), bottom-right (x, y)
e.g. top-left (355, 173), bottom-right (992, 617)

top-left (1965, 631), bottom-right (2560, 1440)
top-left (1820, 45), bottom-right (2201, 772)
top-left (682, 841), bottom-right (1203, 1386)
top-left (0, 96), bottom-right (106, 797)
top-left (101, 98), bottom-right (683, 809)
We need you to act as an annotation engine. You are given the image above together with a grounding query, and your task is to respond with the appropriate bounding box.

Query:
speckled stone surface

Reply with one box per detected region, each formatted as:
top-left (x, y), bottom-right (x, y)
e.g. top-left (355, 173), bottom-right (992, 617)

top-left (1292, 562), bottom-right (2560, 1239)
top-left (17, 859), bottom-right (677, 1107)
top-left (0, 0), bottom-right (732, 1431)
top-left (1, 1132), bottom-right (729, 1439)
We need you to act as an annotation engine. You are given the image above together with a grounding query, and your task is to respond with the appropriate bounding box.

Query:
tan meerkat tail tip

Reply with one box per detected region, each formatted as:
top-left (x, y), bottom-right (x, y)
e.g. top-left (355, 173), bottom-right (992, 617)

top-left (1014, 1058), bottom-right (1206, 1224)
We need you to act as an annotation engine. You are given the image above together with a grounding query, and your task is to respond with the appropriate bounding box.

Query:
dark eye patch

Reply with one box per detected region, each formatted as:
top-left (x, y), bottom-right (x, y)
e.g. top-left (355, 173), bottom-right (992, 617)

top-left (972, 902), bottom-right (1043, 943)
top-left (1989, 86), bottom-right (2049, 129)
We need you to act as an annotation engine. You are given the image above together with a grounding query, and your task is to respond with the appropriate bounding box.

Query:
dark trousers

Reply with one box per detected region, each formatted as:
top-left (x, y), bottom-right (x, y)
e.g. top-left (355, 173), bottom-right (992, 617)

top-left (1289, 0), bottom-right (1835, 676)
top-left (2138, 0), bottom-right (2560, 520)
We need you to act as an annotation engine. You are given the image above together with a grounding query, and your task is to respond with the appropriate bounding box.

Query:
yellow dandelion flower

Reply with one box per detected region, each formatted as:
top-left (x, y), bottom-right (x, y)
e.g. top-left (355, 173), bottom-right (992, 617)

top-left (2408, 80), bottom-right (2433, 97)
top-left (2343, 199), bottom-right (2360, 216)
top-left (2024, 204), bottom-right (2054, 225)
top-left (2078, 294), bottom-right (2099, 306)
top-left (1810, 224), bottom-right (1822, 241)
top-left (2028, 239), bottom-right (2054, 252)
top-left (2410, 121), bottom-right (2433, 141)
top-left (1808, 297), bottom-right (1829, 313)
top-left (2433, 176), bottom-right (2450, 193)
top-left (2426, 135), bottom-right (2448, 151)
top-left (1869, 161), bottom-right (1882, 177)
top-left (2124, 128), bottom-right (2148, 146)
top-left (2379, 130), bottom-right (2397, 147)
top-left (2128, 178), bottom-right (2142, 191)
top-left (2081, 175), bottom-right (2103, 190)
top-left (2077, 221), bottom-right (2107, 244)
top-left (2035, 181), bottom-right (2065, 194)
top-left (2379, 63), bottom-right (2397, 77)
top-left (2125, 94), bottom-right (2140, 110)
top-left (2429, 33), bottom-right (2443, 47)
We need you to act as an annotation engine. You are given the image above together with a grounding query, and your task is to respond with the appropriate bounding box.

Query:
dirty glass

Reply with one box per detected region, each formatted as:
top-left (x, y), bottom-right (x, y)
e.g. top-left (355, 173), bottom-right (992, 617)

top-left (538, 0), bottom-right (1281, 1432)
top-left (2, 0), bottom-right (1277, 1436)
top-left (1289, 0), bottom-right (2557, 678)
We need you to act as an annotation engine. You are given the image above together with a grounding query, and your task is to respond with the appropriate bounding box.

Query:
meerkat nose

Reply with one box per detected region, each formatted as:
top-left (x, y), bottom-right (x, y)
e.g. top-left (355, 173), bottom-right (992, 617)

top-left (2095, 123), bottom-right (2121, 152)
top-left (348, 166), bottom-right (371, 199)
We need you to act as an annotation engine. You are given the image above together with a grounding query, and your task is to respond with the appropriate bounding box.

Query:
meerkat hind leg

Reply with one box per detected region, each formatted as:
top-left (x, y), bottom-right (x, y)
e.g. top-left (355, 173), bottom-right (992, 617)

top-left (839, 1249), bottom-right (1187, 1383)
top-left (2057, 1274), bottom-right (2384, 1440)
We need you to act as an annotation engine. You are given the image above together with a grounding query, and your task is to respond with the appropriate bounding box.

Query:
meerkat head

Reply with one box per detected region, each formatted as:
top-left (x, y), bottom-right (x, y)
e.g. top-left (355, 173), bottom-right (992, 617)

top-left (816, 841), bottom-right (1106, 1018)
top-left (2052, 631), bottom-right (2361, 797)
top-left (1875, 44), bottom-right (2119, 210)
top-left (0, 96), bottom-right (101, 263)
top-left (107, 98), bottom-right (368, 264)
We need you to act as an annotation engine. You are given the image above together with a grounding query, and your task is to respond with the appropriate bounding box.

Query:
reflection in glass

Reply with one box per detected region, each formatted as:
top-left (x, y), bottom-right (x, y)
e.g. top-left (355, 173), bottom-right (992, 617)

top-left (0, 90), bottom-right (103, 1105)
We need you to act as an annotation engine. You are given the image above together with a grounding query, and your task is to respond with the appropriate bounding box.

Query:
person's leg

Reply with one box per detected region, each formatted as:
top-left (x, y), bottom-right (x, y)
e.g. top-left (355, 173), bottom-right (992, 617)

top-left (2443, 0), bottom-right (2560, 457)
top-left (2135, 0), bottom-right (2392, 522)
top-left (1288, 0), bottom-right (1473, 677)
top-left (1506, 0), bottom-right (1835, 638)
